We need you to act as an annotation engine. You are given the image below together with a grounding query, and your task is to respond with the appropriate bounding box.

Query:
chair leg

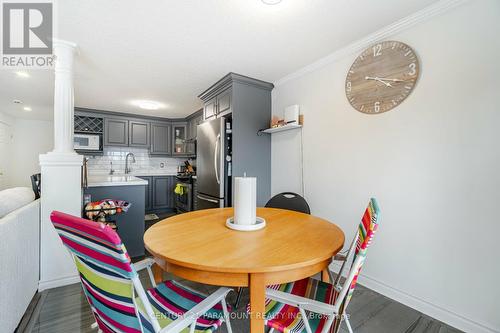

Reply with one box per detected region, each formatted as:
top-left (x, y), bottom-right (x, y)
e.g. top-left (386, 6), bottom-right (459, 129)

top-left (234, 288), bottom-right (243, 309)
top-left (189, 322), bottom-right (196, 333)
top-left (345, 315), bottom-right (354, 333)
top-left (320, 314), bottom-right (335, 333)
top-left (221, 298), bottom-right (233, 333)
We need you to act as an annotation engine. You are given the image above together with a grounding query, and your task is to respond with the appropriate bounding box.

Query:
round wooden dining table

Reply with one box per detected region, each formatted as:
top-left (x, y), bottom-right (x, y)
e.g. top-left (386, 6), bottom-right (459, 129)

top-left (144, 207), bottom-right (345, 333)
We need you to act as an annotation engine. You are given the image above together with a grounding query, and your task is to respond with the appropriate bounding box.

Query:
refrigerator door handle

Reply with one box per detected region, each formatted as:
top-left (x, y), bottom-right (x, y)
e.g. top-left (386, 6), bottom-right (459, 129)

top-left (214, 133), bottom-right (221, 184)
top-left (197, 194), bottom-right (219, 204)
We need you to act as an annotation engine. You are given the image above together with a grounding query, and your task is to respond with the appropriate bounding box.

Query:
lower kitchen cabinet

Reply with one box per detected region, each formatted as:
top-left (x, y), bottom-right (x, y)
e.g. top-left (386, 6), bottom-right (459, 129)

top-left (153, 176), bottom-right (176, 209)
top-left (138, 176), bottom-right (152, 212)
top-left (139, 175), bottom-right (176, 213)
top-left (84, 185), bottom-right (145, 257)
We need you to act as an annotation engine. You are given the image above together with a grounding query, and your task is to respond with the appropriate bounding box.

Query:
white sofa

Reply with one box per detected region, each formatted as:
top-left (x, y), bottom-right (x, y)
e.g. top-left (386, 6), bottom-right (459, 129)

top-left (0, 199), bottom-right (40, 332)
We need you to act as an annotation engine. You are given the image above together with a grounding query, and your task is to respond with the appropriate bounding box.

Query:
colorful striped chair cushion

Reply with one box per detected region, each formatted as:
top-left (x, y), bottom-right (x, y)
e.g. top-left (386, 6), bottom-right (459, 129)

top-left (136, 280), bottom-right (228, 333)
top-left (264, 278), bottom-right (342, 333)
top-left (260, 198), bottom-right (381, 333)
top-left (50, 211), bottom-right (229, 333)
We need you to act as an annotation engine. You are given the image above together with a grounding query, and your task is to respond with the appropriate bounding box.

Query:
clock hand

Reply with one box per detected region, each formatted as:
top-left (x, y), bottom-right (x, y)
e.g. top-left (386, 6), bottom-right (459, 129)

top-left (376, 77), bottom-right (404, 82)
top-left (365, 76), bottom-right (392, 87)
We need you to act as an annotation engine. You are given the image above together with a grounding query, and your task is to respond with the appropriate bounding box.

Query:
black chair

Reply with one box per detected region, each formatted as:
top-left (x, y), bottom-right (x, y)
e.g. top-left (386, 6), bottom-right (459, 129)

top-left (265, 192), bottom-right (311, 214)
top-left (30, 173), bottom-right (41, 199)
top-left (233, 192), bottom-right (311, 309)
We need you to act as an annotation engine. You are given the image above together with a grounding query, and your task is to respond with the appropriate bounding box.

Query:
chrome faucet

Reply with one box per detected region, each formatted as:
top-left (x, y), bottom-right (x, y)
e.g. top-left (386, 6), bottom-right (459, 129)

top-left (125, 153), bottom-right (136, 174)
top-left (109, 161), bottom-right (115, 175)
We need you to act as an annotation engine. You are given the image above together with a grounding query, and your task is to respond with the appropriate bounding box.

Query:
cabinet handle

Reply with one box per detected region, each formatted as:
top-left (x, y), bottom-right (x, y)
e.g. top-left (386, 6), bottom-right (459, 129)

top-left (196, 194), bottom-right (219, 204)
top-left (214, 134), bottom-right (220, 184)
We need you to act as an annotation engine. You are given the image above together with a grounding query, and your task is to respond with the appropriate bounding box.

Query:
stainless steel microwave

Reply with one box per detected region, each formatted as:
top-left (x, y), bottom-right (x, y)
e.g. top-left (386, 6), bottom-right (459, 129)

top-left (74, 133), bottom-right (100, 151)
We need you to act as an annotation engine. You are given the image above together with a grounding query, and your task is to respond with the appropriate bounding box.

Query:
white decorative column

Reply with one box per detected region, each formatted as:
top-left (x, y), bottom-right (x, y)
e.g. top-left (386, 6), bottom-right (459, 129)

top-left (53, 40), bottom-right (77, 153)
top-left (38, 40), bottom-right (83, 290)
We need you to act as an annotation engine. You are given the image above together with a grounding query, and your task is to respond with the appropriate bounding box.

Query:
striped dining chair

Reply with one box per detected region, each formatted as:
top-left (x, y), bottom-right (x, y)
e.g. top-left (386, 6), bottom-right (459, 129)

top-left (50, 211), bottom-right (233, 333)
top-left (262, 198), bottom-right (380, 333)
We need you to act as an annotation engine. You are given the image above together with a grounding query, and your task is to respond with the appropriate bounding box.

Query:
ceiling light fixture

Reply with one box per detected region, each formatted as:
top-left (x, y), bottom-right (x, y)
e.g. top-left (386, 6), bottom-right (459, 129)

top-left (262, 0), bottom-right (282, 4)
top-left (132, 100), bottom-right (164, 110)
top-left (15, 71), bottom-right (30, 78)
top-left (23, 106), bottom-right (32, 112)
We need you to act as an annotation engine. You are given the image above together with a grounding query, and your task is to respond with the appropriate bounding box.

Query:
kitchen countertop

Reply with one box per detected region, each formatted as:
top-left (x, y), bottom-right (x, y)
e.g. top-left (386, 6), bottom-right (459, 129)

top-left (87, 175), bottom-right (148, 187)
top-left (89, 170), bottom-right (178, 177)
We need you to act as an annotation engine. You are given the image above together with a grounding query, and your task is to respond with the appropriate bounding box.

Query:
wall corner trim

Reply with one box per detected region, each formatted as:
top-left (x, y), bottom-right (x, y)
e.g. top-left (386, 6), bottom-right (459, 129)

top-left (274, 0), bottom-right (470, 87)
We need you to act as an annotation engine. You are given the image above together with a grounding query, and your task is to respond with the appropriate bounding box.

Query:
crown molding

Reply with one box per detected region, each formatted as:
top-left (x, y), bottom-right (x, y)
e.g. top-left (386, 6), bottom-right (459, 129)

top-left (274, 0), bottom-right (470, 87)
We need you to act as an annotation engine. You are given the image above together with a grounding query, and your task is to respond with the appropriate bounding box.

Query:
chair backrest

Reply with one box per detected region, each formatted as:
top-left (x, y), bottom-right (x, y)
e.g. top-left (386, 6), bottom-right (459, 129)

top-left (30, 173), bottom-right (41, 199)
top-left (335, 198), bottom-right (380, 314)
top-left (50, 211), bottom-right (153, 333)
top-left (265, 192), bottom-right (311, 214)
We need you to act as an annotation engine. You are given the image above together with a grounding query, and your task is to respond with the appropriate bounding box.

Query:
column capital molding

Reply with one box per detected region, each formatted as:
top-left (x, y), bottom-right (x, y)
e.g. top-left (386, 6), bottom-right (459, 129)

top-left (40, 152), bottom-right (83, 166)
top-left (53, 39), bottom-right (78, 52)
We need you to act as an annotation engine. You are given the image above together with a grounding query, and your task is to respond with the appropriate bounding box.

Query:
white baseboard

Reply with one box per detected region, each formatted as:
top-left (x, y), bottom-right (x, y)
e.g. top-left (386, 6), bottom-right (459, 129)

top-left (38, 275), bottom-right (80, 291)
top-left (329, 263), bottom-right (498, 333)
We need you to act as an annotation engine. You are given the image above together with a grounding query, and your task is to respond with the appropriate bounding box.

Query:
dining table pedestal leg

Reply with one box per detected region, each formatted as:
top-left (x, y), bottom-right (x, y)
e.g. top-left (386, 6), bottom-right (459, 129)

top-left (153, 263), bottom-right (163, 284)
top-left (249, 273), bottom-right (265, 333)
top-left (321, 268), bottom-right (331, 283)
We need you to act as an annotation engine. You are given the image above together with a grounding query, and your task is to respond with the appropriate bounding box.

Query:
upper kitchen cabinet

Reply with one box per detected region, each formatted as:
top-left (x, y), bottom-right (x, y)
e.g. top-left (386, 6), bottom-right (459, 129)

top-left (216, 88), bottom-right (232, 117)
top-left (104, 118), bottom-right (129, 146)
top-left (172, 122), bottom-right (188, 156)
top-left (186, 110), bottom-right (203, 156)
top-left (129, 120), bottom-right (150, 148)
top-left (200, 88), bottom-right (232, 120)
top-left (150, 122), bottom-right (171, 155)
top-left (203, 97), bottom-right (217, 120)
top-left (198, 82), bottom-right (233, 120)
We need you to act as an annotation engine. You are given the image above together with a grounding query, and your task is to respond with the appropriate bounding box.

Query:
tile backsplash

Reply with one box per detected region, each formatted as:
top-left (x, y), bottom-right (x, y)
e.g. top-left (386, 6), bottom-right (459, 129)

top-left (85, 147), bottom-right (188, 175)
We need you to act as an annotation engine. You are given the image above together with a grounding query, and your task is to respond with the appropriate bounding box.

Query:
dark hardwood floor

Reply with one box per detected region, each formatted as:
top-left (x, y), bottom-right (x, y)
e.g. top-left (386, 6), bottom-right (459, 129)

top-left (20, 270), bottom-right (463, 333)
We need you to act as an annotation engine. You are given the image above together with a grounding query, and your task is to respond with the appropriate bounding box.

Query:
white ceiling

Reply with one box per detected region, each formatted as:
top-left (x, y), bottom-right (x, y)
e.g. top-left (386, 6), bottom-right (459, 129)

top-left (0, 0), bottom-right (440, 121)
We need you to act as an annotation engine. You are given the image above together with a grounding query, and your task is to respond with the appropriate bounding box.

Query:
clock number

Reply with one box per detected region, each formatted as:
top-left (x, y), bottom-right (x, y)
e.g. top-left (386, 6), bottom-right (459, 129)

top-left (374, 102), bottom-right (381, 113)
top-left (409, 63), bottom-right (416, 75)
top-left (373, 44), bottom-right (382, 57)
top-left (346, 81), bottom-right (352, 92)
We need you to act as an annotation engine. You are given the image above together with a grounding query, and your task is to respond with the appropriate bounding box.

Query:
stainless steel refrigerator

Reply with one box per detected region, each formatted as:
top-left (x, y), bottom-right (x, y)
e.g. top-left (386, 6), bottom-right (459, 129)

top-left (196, 117), bottom-right (231, 209)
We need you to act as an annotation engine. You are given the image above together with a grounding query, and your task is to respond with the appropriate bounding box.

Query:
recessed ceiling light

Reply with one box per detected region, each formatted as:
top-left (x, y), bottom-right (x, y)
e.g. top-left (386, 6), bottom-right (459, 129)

top-left (15, 71), bottom-right (30, 78)
top-left (262, 0), bottom-right (282, 4)
top-left (23, 106), bottom-right (32, 112)
top-left (132, 100), bottom-right (164, 110)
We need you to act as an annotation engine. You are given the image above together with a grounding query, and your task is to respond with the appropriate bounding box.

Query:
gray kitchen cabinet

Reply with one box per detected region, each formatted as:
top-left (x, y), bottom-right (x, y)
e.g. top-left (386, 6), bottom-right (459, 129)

top-left (172, 123), bottom-right (188, 156)
top-left (84, 184), bottom-right (145, 257)
top-left (137, 176), bottom-right (152, 212)
top-left (152, 176), bottom-right (175, 210)
top-left (217, 88), bottom-right (232, 117)
top-left (129, 121), bottom-right (150, 147)
top-left (104, 118), bottom-right (129, 146)
top-left (201, 88), bottom-right (232, 121)
top-left (192, 178), bottom-right (198, 210)
top-left (186, 113), bottom-right (202, 156)
top-left (150, 122), bottom-right (171, 155)
top-left (203, 97), bottom-right (217, 120)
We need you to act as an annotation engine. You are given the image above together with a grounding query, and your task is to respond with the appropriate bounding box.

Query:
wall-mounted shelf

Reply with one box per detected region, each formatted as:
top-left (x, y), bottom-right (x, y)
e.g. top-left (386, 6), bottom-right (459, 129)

top-left (259, 123), bottom-right (302, 134)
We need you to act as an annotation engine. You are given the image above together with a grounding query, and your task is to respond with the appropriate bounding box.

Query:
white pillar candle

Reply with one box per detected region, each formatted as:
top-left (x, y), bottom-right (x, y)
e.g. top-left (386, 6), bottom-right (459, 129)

top-left (234, 176), bottom-right (256, 225)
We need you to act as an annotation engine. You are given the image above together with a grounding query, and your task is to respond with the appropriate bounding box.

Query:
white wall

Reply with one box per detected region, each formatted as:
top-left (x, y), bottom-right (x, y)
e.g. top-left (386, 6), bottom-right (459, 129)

top-left (271, 1), bottom-right (500, 332)
top-left (10, 118), bottom-right (53, 187)
top-left (0, 112), bottom-right (14, 189)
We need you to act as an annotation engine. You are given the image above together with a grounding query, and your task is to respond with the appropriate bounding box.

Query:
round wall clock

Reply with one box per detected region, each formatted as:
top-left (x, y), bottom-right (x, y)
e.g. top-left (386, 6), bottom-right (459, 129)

top-left (345, 41), bottom-right (419, 114)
